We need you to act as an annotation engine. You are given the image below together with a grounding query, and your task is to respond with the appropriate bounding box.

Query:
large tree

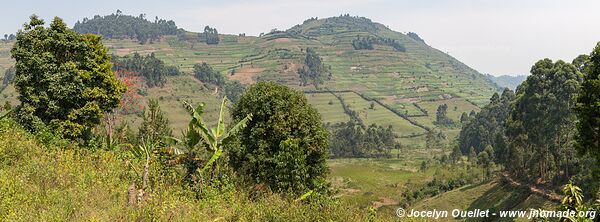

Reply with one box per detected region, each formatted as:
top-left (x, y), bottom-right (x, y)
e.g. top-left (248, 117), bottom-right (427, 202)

top-left (575, 43), bottom-right (600, 164)
top-left (506, 59), bottom-right (581, 182)
top-left (229, 82), bottom-right (329, 194)
top-left (298, 48), bottom-right (330, 88)
top-left (11, 16), bottom-right (126, 140)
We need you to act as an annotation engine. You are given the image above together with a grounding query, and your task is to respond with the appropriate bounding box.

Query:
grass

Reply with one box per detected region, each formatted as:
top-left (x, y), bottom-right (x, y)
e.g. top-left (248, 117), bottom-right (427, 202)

top-left (411, 180), bottom-right (557, 222)
top-left (0, 17), bottom-right (500, 147)
top-left (305, 92), bottom-right (350, 125)
top-left (0, 119), bottom-right (371, 221)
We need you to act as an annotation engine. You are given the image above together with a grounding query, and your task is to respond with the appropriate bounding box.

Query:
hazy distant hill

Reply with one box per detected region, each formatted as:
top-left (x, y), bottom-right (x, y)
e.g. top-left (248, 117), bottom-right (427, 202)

top-left (487, 74), bottom-right (528, 90)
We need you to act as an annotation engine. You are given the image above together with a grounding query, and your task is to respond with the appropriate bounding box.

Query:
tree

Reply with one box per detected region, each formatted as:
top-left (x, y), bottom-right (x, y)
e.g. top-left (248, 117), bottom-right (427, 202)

top-left (11, 16), bottom-right (126, 140)
top-left (138, 99), bottom-right (172, 145)
top-left (450, 145), bottom-right (462, 163)
top-left (73, 10), bottom-right (178, 44)
top-left (193, 62), bottom-right (225, 87)
top-left (575, 42), bottom-right (600, 164)
top-left (112, 52), bottom-right (181, 88)
top-left (229, 82), bottom-right (329, 194)
top-left (202, 26), bottom-right (219, 45)
top-left (434, 104), bottom-right (454, 126)
top-left (223, 81), bottom-right (245, 103)
top-left (298, 47), bottom-right (330, 88)
top-left (506, 59), bottom-right (582, 182)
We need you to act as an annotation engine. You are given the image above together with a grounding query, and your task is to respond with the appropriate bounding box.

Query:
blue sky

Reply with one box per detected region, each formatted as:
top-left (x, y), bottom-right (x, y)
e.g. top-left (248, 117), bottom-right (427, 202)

top-left (1, 0), bottom-right (599, 76)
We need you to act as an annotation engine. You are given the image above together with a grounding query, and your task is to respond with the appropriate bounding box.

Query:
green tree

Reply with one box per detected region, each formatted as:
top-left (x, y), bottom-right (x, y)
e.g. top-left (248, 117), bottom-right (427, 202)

top-left (229, 82), bottom-right (329, 194)
top-left (575, 42), bottom-right (600, 164)
top-left (506, 59), bottom-right (581, 182)
top-left (138, 99), bottom-right (172, 145)
top-left (298, 48), bottom-right (330, 88)
top-left (11, 16), bottom-right (126, 140)
top-left (193, 62), bottom-right (225, 87)
top-left (434, 104), bottom-right (454, 126)
top-left (202, 26), bottom-right (219, 45)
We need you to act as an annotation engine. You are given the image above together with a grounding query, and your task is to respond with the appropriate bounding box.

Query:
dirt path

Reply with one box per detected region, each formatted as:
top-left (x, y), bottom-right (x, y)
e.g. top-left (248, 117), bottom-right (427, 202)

top-left (502, 173), bottom-right (562, 202)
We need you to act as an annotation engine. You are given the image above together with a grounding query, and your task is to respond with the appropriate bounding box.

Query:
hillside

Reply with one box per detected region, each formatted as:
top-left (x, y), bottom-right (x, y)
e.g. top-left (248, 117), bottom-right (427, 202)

top-left (486, 74), bottom-right (528, 91)
top-left (0, 14), bottom-right (498, 147)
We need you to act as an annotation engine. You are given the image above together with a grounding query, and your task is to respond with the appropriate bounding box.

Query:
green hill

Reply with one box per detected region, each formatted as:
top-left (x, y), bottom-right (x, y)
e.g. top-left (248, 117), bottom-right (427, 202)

top-left (0, 14), bottom-right (499, 147)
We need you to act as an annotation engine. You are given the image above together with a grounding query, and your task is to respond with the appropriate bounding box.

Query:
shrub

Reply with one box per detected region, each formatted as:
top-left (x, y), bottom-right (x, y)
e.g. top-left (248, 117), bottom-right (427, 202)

top-left (229, 82), bottom-right (329, 195)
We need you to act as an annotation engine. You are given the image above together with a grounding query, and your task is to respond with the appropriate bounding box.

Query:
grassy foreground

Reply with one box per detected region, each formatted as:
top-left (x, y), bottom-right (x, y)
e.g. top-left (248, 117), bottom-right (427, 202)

top-left (0, 119), bottom-right (370, 221)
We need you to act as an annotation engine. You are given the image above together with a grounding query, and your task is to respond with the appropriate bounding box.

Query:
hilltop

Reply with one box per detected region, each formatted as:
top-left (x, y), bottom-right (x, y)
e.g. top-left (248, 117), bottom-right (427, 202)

top-left (0, 13), bottom-right (499, 147)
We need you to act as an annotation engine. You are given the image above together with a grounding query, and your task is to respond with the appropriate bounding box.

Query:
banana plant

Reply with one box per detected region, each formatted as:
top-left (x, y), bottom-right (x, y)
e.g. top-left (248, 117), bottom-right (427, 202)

top-left (164, 97), bottom-right (252, 174)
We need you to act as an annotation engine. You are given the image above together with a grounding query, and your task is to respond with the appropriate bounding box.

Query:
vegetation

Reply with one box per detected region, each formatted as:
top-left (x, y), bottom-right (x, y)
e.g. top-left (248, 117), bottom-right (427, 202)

top-left (351, 35), bottom-right (406, 52)
top-left (0, 66), bottom-right (14, 91)
top-left (229, 82), bottom-right (329, 195)
top-left (193, 62), bottom-right (225, 87)
top-left (11, 16), bottom-right (126, 140)
top-left (434, 104), bottom-right (454, 126)
top-left (407, 32), bottom-right (425, 43)
top-left (297, 47), bottom-right (331, 88)
top-left (329, 121), bottom-right (397, 158)
top-left (202, 26), bottom-right (220, 45)
top-left (112, 52), bottom-right (181, 87)
top-left (73, 10), bottom-right (177, 44)
top-left (575, 42), bottom-right (600, 165)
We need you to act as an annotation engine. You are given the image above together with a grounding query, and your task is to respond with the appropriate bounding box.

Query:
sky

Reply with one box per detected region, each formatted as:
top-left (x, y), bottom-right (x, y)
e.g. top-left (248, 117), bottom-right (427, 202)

top-left (1, 0), bottom-right (599, 76)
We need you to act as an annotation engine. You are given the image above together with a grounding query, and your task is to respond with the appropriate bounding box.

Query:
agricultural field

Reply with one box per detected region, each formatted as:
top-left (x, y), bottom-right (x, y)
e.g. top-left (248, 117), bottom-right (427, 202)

top-left (328, 155), bottom-right (488, 220)
top-left (0, 16), bottom-right (500, 147)
top-left (305, 92), bottom-right (350, 125)
top-left (411, 180), bottom-right (557, 222)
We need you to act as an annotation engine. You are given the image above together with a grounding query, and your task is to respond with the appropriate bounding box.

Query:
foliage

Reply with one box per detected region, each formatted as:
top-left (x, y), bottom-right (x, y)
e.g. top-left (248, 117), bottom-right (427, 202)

top-left (112, 52), bottom-right (181, 87)
top-left (11, 16), bottom-right (126, 140)
top-left (0, 119), bottom-right (369, 221)
top-left (407, 32), bottom-right (425, 43)
top-left (202, 26), bottom-right (220, 45)
top-left (224, 81), bottom-right (245, 103)
top-left (73, 10), bottom-right (177, 44)
top-left (458, 89), bottom-right (514, 154)
top-left (229, 82), bottom-right (329, 195)
top-left (402, 177), bottom-right (467, 204)
top-left (193, 62), bottom-right (225, 87)
top-left (351, 35), bottom-right (406, 52)
top-left (574, 42), bottom-right (600, 165)
top-left (298, 47), bottom-right (331, 88)
top-left (425, 128), bottom-right (447, 149)
top-left (329, 121), bottom-right (397, 158)
top-left (558, 182), bottom-right (596, 222)
top-left (1, 66), bottom-right (15, 91)
top-left (506, 59), bottom-right (582, 183)
top-left (138, 99), bottom-right (172, 145)
top-left (165, 98), bottom-right (252, 179)
top-left (434, 104), bottom-right (454, 126)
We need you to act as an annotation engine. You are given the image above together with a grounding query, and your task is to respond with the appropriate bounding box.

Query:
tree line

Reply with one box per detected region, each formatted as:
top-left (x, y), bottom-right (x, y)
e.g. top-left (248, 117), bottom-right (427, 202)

top-left (329, 121), bottom-right (398, 158)
top-left (352, 36), bottom-right (406, 52)
top-left (112, 52), bottom-right (181, 88)
top-left (73, 10), bottom-right (178, 44)
top-left (458, 44), bottom-right (600, 197)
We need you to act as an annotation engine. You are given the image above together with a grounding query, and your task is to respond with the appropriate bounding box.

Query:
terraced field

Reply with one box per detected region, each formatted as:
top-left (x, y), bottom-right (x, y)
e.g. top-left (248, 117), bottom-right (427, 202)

top-left (0, 16), bottom-right (498, 145)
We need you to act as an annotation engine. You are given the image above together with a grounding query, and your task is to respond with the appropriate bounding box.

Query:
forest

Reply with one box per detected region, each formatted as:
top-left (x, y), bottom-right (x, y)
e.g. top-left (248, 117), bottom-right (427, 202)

top-left (73, 10), bottom-right (178, 44)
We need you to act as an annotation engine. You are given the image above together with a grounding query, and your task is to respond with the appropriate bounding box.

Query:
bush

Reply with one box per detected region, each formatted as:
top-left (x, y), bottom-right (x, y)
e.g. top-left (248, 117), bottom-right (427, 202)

top-left (229, 82), bottom-right (329, 195)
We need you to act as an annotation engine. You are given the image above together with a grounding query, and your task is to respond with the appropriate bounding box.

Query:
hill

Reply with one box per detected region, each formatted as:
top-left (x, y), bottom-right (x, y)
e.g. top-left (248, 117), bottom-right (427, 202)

top-left (486, 74), bottom-right (528, 91)
top-left (0, 14), bottom-right (499, 147)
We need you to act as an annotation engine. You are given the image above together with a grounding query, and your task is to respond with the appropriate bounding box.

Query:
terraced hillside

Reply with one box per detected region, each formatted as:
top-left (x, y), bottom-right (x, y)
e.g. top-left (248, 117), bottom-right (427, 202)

top-left (0, 15), bottom-right (499, 146)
